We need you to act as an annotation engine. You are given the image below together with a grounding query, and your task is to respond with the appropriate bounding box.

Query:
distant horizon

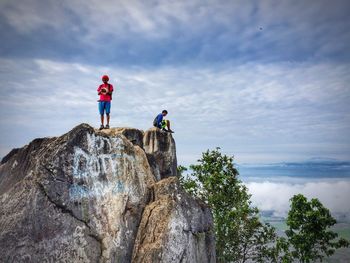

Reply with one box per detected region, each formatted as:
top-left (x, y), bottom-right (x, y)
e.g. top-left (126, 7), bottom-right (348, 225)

top-left (1, 123), bottom-right (350, 166)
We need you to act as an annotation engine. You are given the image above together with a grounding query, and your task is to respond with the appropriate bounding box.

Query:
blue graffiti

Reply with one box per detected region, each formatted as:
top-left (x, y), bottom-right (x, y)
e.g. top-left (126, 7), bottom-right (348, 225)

top-left (69, 180), bottom-right (125, 200)
top-left (112, 180), bottom-right (125, 194)
top-left (69, 184), bottom-right (89, 199)
top-left (111, 153), bottom-right (123, 159)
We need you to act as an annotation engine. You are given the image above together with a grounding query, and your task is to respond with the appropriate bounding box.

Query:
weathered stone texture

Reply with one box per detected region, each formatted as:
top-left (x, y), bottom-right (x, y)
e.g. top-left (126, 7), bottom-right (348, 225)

top-left (143, 128), bottom-right (177, 181)
top-left (132, 177), bottom-right (216, 263)
top-left (0, 124), bottom-right (215, 263)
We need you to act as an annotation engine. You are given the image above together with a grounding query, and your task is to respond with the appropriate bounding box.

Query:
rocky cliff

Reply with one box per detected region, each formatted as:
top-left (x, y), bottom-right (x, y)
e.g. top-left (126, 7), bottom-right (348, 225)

top-left (0, 124), bottom-right (215, 263)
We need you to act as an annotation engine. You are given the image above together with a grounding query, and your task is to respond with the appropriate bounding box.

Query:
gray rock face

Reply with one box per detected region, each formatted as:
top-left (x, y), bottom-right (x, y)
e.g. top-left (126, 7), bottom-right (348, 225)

top-left (143, 128), bottom-right (177, 181)
top-left (0, 124), bottom-right (215, 263)
top-left (132, 177), bottom-right (216, 263)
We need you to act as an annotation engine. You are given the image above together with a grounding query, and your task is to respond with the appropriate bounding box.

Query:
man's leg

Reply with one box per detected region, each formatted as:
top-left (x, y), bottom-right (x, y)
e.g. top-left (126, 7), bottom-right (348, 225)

top-left (166, 120), bottom-right (171, 130)
top-left (166, 120), bottom-right (174, 133)
top-left (99, 101), bottom-right (105, 129)
top-left (105, 101), bottom-right (111, 128)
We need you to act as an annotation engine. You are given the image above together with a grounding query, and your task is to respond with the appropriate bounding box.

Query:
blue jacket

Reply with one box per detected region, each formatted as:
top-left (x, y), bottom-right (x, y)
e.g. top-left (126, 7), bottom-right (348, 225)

top-left (156, 113), bottom-right (163, 128)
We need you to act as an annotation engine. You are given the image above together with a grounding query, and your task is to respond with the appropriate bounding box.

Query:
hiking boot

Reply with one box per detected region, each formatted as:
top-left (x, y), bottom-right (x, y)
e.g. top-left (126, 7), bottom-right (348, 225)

top-left (105, 124), bottom-right (110, 129)
top-left (161, 128), bottom-right (174, 133)
top-left (99, 125), bottom-right (104, 130)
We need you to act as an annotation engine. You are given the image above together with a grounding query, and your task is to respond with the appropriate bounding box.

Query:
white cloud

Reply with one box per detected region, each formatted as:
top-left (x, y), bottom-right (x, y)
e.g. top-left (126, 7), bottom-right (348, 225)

top-left (1, 0), bottom-right (348, 61)
top-left (246, 179), bottom-right (350, 220)
top-left (0, 58), bottom-right (349, 164)
top-left (0, 0), bottom-right (70, 33)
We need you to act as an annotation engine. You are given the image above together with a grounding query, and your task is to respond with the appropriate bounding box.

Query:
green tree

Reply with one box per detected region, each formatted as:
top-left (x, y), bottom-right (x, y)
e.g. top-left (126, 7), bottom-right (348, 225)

top-left (278, 194), bottom-right (349, 263)
top-left (178, 148), bottom-right (277, 263)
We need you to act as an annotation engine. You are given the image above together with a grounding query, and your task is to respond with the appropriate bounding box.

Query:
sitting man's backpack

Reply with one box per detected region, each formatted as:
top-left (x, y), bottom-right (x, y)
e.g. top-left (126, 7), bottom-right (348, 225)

top-left (153, 116), bottom-right (158, 127)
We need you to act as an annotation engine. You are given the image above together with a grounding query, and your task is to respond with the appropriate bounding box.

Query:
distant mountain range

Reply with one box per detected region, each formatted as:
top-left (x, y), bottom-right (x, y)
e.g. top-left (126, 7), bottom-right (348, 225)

top-left (237, 159), bottom-right (350, 178)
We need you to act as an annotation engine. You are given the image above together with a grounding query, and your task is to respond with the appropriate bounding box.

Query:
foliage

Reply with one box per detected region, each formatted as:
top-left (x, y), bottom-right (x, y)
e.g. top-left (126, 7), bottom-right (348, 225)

top-left (178, 150), bottom-right (349, 262)
top-left (276, 194), bottom-right (350, 263)
top-left (178, 148), bottom-right (277, 263)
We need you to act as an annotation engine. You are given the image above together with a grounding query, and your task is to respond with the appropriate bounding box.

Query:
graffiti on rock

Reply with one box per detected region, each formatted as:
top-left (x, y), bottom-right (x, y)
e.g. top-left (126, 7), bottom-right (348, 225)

top-left (69, 133), bottom-right (132, 200)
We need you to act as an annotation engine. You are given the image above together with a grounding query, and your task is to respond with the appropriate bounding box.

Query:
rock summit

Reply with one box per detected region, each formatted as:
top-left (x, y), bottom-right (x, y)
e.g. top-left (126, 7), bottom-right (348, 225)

top-left (0, 124), bottom-right (215, 263)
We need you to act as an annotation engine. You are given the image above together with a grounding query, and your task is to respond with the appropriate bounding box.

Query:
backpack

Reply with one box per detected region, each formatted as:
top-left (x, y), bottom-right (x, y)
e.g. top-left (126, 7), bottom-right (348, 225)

top-left (153, 116), bottom-right (158, 127)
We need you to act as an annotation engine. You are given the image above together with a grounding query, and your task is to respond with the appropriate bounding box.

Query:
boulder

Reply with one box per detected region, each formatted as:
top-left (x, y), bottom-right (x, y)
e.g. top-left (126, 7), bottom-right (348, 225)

top-left (143, 128), bottom-right (177, 181)
top-left (132, 177), bottom-right (216, 263)
top-left (0, 124), bottom-right (155, 262)
top-left (0, 124), bottom-right (215, 263)
top-left (98, 127), bottom-right (144, 149)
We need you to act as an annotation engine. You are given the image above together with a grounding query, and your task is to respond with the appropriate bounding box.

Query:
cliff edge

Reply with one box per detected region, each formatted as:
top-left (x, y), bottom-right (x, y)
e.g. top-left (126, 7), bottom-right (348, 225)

top-left (0, 124), bottom-right (215, 263)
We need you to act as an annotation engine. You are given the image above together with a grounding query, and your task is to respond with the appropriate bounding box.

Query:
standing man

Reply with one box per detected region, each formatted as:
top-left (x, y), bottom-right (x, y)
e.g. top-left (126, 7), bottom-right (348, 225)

top-left (153, 110), bottom-right (174, 133)
top-left (97, 75), bottom-right (114, 130)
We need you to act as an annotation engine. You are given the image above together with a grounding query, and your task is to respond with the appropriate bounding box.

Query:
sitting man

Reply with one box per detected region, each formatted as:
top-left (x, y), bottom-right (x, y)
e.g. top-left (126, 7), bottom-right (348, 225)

top-left (153, 110), bottom-right (174, 133)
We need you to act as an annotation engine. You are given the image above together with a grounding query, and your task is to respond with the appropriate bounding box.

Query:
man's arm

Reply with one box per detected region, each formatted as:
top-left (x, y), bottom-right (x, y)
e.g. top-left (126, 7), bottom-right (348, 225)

top-left (97, 85), bottom-right (102, 95)
top-left (108, 84), bottom-right (114, 95)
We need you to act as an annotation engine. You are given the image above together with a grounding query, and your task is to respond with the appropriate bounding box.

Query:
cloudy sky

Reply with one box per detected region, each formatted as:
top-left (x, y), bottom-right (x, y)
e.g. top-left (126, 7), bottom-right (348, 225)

top-left (0, 0), bottom-right (349, 167)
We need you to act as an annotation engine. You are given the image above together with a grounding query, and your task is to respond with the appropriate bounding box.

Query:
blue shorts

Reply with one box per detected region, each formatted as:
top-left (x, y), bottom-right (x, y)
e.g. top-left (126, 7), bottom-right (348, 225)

top-left (98, 101), bottom-right (111, 115)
